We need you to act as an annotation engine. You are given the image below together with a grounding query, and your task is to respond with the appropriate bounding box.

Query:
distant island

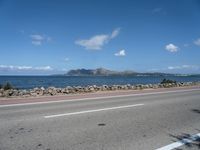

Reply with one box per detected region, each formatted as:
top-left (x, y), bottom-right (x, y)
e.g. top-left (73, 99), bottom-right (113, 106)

top-left (59, 68), bottom-right (177, 76)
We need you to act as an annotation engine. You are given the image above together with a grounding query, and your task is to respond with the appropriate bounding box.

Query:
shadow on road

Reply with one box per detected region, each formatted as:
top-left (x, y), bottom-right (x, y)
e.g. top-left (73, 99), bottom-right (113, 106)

top-left (169, 132), bottom-right (200, 150)
top-left (191, 109), bottom-right (200, 114)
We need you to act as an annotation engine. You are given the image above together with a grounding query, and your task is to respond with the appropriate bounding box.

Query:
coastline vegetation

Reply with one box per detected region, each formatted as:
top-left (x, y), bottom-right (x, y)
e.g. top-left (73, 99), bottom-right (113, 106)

top-left (161, 78), bottom-right (177, 84)
top-left (0, 82), bottom-right (14, 90)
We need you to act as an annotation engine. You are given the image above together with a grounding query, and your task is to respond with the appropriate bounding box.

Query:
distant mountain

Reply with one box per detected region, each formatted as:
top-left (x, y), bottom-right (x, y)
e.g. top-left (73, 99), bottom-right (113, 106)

top-left (64, 68), bottom-right (173, 76)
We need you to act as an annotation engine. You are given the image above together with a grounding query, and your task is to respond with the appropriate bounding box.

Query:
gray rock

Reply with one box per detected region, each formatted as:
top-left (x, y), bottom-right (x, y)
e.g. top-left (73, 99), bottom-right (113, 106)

top-left (47, 87), bottom-right (57, 96)
top-left (33, 87), bottom-right (39, 91)
top-left (131, 85), bottom-right (136, 90)
top-left (101, 85), bottom-right (108, 91)
top-left (0, 81), bottom-right (199, 98)
top-left (152, 84), bottom-right (159, 89)
top-left (12, 90), bottom-right (20, 96)
top-left (148, 84), bottom-right (153, 88)
top-left (3, 90), bottom-right (10, 97)
top-left (30, 92), bottom-right (37, 97)
top-left (75, 86), bottom-right (83, 92)
top-left (88, 86), bottom-right (95, 92)
top-left (62, 88), bottom-right (69, 94)
top-left (40, 87), bottom-right (45, 91)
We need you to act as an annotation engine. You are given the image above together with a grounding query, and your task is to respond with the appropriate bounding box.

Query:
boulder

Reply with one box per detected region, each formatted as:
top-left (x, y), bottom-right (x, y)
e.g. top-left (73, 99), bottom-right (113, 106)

top-left (62, 88), bottom-right (69, 94)
top-left (12, 90), bottom-right (20, 96)
top-left (30, 92), bottom-right (37, 97)
top-left (152, 84), bottom-right (159, 89)
top-left (143, 84), bottom-right (149, 89)
top-left (84, 87), bottom-right (90, 92)
top-left (88, 86), bottom-right (95, 92)
top-left (40, 87), bottom-right (45, 91)
top-left (47, 87), bottom-right (57, 96)
top-left (158, 84), bottom-right (164, 88)
top-left (92, 85), bottom-right (97, 90)
top-left (33, 87), bottom-right (39, 92)
top-left (74, 86), bottom-right (83, 92)
top-left (101, 85), bottom-right (108, 91)
top-left (18, 90), bottom-right (28, 96)
top-left (3, 90), bottom-right (10, 97)
top-left (148, 84), bottom-right (153, 88)
top-left (131, 85), bottom-right (136, 90)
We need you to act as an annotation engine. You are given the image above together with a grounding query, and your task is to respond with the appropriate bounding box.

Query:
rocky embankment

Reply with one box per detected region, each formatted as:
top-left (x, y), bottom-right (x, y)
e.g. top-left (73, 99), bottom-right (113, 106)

top-left (0, 81), bottom-right (200, 98)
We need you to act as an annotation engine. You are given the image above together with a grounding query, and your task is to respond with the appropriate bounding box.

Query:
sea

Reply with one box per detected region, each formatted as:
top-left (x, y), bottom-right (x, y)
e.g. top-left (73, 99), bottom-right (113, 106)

top-left (0, 75), bottom-right (200, 90)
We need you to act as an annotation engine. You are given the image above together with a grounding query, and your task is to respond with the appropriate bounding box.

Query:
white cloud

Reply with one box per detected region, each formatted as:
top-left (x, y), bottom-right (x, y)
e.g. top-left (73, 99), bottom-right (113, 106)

top-left (114, 49), bottom-right (126, 56)
top-left (167, 65), bottom-right (199, 70)
top-left (16, 66), bottom-right (33, 70)
top-left (110, 28), bottom-right (120, 39)
top-left (75, 28), bottom-right (120, 50)
top-left (35, 66), bottom-right (53, 71)
top-left (194, 38), bottom-right (200, 46)
top-left (165, 43), bottom-right (179, 52)
top-left (47, 36), bottom-right (52, 42)
top-left (64, 58), bottom-right (69, 61)
top-left (30, 34), bottom-right (44, 41)
top-left (31, 40), bottom-right (42, 46)
top-left (0, 65), bottom-right (53, 71)
top-left (168, 66), bottom-right (180, 70)
top-left (152, 8), bottom-right (162, 13)
top-left (75, 35), bottom-right (109, 50)
top-left (61, 68), bottom-right (68, 72)
top-left (183, 43), bottom-right (189, 47)
top-left (30, 34), bottom-right (51, 46)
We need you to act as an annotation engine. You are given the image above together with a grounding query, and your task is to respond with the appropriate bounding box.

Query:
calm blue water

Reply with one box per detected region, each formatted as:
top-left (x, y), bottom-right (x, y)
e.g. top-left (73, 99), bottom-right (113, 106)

top-left (0, 76), bottom-right (200, 89)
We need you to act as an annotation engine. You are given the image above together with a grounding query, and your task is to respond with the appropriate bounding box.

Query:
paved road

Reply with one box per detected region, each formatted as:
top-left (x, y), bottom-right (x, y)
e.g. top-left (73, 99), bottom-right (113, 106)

top-left (0, 88), bottom-right (200, 150)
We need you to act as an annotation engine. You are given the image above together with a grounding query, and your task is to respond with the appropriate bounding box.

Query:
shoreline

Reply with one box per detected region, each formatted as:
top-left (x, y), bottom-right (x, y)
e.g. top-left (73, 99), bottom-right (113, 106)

top-left (0, 81), bottom-right (200, 99)
top-left (0, 85), bottom-right (200, 106)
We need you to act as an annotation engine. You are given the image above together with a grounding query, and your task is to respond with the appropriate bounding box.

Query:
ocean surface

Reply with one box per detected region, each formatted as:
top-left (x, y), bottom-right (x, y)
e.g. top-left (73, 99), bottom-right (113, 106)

top-left (0, 75), bottom-right (200, 89)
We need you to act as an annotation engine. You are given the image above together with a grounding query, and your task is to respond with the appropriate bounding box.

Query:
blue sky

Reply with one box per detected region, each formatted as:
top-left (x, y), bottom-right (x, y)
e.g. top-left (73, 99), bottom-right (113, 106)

top-left (0, 0), bottom-right (200, 75)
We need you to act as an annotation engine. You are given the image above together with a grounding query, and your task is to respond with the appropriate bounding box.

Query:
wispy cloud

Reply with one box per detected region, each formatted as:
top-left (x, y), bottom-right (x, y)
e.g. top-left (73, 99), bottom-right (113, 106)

top-left (31, 40), bottom-right (42, 46)
top-left (183, 43), bottom-right (189, 47)
top-left (34, 66), bottom-right (53, 71)
top-left (114, 49), bottom-right (126, 56)
top-left (165, 43), bottom-right (179, 52)
top-left (167, 65), bottom-right (199, 70)
top-left (194, 38), bottom-right (200, 46)
top-left (30, 34), bottom-right (51, 46)
top-left (30, 34), bottom-right (44, 41)
top-left (19, 30), bottom-right (25, 34)
top-left (110, 28), bottom-right (120, 39)
top-left (64, 58), bottom-right (70, 61)
top-left (0, 65), bottom-right (53, 71)
top-left (75, 35), bottom-right (109, 50)
top-left (75, 28), bottom-right (120, 50)
top-left (149, 65), bottom-right (200, 74)
top-left (152, 8), bottom-right (162, 13)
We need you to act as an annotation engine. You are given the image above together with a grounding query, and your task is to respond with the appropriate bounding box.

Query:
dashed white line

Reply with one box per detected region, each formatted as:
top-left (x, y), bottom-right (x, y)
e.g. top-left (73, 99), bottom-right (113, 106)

top-left (155, 133), bottom-right (200, 150)
top-left (44, 103), bottom-right (144, 118)
top-left (0, 88), bottom-right (199, 108)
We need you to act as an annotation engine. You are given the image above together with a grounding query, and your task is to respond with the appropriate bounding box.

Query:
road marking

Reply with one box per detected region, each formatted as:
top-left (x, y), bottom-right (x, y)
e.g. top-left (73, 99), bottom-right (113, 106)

top-left (0, 88), bottom-right (199, 108)
top-left (44, 103), bottom-right (144, 118)
top-left (155, 133), bottom-right (200, 150)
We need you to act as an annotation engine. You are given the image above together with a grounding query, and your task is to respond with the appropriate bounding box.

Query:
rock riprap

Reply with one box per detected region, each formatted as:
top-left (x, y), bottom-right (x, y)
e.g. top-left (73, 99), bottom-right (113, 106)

top-left (0, 81), bottom-right (199, 98)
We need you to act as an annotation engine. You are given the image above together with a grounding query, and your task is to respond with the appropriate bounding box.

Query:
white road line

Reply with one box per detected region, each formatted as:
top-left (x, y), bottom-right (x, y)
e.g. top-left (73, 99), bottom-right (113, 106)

top-left (155, 133), bottom-right (200, 150)
top-left (44, 103), bottom-right (144, 118)
top-left (0, 88), bottom-right (199, 108)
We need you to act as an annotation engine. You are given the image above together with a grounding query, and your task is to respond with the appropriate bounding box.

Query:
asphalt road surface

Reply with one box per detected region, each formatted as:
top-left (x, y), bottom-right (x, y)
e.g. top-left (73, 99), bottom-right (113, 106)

top-left (0, 88), bottom-right (200, 150)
